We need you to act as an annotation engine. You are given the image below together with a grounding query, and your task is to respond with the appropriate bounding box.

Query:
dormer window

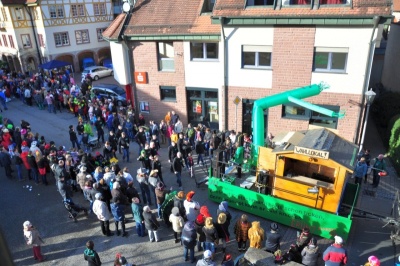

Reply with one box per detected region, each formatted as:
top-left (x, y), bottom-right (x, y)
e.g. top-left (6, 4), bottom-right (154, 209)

top-left (202, 0), bottom-right (216, 13)
top-left (247, 0), bottom-right (275, 6)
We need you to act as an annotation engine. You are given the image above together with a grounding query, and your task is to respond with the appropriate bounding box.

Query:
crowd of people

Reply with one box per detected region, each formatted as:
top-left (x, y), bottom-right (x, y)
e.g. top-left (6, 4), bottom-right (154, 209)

top-left (0, 69), bottom-right (383, 265)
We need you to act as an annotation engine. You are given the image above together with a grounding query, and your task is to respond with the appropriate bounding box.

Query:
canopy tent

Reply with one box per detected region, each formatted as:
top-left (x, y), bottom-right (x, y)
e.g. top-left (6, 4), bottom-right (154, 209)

top-left (39, 60), bottom-right (71, 70)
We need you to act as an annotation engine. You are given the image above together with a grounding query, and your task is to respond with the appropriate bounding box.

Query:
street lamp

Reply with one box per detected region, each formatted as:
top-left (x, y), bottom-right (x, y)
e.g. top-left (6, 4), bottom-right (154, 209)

top-left (359, 88), bottom-right (376, 153)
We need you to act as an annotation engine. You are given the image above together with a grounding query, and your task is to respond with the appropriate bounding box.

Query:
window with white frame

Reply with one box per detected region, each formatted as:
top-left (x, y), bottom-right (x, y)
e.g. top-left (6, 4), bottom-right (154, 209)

top-left (190, 42), bottom-right (218, 60)
top-left (54, 32), bottom-right (69, 47)
top-left (49, 5), bottom-right (64, 18)
top-left (282, 103), bottom-right (340, 129)
top-left (8, 35), bottom-right (14, 48)
top-left (21, 34), bottom-right (31, 48)
top-left (75, 30), bottom-right (90, 44)
top-left (93, 3), bottom-right (106, 15)
top-left (247, 0), bottom-right (275, 6)
top-left (96, 28), bottom-right (106, 42)
top-left (71, 4), bottom-right (85, 17)
top-left (2, 35), bottom-right (7, 47)
top-left (1, 8), bottom-right (7, 21)
top-left (15, 7), bottom-right (24, 20)
top-left (242, 45), bottom-right (272, 68)
top-left (38, 34), bottom-right (45, 47)
top-left (313, 47), bottom-right (348, 73)
top-left (158, 42), bottom-right (175, 71)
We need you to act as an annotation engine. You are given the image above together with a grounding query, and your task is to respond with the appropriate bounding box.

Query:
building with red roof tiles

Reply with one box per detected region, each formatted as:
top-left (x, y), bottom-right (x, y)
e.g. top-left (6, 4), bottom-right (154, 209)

top-left (104, 0), bottom-right (392, 144)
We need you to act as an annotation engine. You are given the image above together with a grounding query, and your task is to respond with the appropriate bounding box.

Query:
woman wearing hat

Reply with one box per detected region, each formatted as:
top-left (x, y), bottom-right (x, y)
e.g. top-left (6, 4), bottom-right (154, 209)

top-left (169, 207), bottom-right (185, 244)
top-left (23, 221), bottom-right (45, 262)
top-left (92, 193), bottom-right (113, 236)
top-left (301, 237), bottom-right (319, 266)
top-left (195, 214), bottom-right (206, 252)
top-left (248, 221), bottom-right (264, 249)
top-left (364, 255), bottom-right (380, 266)
top-left (202, 217), bottom-right (218, 255)
top-left (182, 221), bottom-right (197, 263)
top-left (234, 214), bottom-right (252, 252)
top-left (215, 212), bottom-right (230, 253)
top-left (155, 181), bottom-right (169, 219)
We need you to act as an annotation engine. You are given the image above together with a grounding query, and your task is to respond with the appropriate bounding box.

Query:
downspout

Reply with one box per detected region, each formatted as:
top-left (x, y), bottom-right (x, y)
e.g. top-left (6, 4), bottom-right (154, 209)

top-left (220, 16), bottom-right (228, 131)
top-left (24, 5), bottom-right (42, 65)
top-left (354, 15), bottom-right (381, 145)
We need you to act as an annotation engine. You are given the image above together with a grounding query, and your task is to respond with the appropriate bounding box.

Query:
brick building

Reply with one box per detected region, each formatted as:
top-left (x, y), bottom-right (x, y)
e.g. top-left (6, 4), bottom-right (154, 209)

top-left (103, 0), bottom-right (392, 144)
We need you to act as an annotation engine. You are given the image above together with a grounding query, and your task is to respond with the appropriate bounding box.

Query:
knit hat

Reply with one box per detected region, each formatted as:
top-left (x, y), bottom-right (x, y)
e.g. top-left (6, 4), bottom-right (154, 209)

top-left (204, 250), bottom-right (212, 259)
top-left (2, 128), bottom-right (8, 133)
top-left (186, 191), bottom-right (195, 201)
top-left (204, 217), bottom-right (213, 228)
top-left (368, 256), bottom-right (380, 266)
top-left (196, 214), bottom-right (205, 224)
top-left (23, 221), bottom-right (32, 228)
top-left (95, 193), bottom-right (102, 200)
top-left (200, 206), bottom-right (211, 218)
top-left (177, 191), bottom-right (185, 199)
top-left (80, 166), bottom-right (87, 172)
top-left (224, 254), bottom-right (232, 261)
top-left (171, 207), bottom-right (179, 216)
top-left (217, 212), bottom-right (227, 224)
top-left (184, 221), bottom-right (195, 231)
top-left (302, 227), bottom-right (310, 234)
top-left (334, 235), bottom-right (343, 244)
top-left (44, 144), bottom-right (51, 149)
top-left (156, 181), bottom-right (164, 190)
top-left (219, 201), bottom-right (228, 212)
top-left (270, 222), bottom-right (278, 231)
top-left (22, 141), bottom-right (28, 146)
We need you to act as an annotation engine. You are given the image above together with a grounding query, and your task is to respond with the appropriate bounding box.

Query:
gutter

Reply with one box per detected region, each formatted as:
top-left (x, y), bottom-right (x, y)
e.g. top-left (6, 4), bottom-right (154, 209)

top-left (220, 16), bottom-right (228, 131)
top-left (354, 15), bottom-right (381, 145)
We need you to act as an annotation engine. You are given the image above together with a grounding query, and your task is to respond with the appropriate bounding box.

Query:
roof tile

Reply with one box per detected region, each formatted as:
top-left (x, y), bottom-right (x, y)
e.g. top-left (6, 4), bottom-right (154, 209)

top-left (102, 13), bottom-right (127, 40)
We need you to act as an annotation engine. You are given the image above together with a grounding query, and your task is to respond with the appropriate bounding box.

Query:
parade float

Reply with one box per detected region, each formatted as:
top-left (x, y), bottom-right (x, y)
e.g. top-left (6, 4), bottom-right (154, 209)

top-left (208, 84), bottom-right (360, 240)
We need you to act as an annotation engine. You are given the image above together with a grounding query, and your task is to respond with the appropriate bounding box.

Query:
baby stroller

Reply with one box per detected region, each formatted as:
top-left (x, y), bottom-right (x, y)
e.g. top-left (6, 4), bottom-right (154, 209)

top-left (82, 133), bottom-right (101, 152)
top-left (63, 198), bottom-right (88, 222)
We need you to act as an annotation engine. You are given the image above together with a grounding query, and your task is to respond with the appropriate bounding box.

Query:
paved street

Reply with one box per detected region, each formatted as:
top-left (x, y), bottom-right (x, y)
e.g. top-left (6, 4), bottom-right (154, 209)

top-left (0, 83), bottom-right (399, 265)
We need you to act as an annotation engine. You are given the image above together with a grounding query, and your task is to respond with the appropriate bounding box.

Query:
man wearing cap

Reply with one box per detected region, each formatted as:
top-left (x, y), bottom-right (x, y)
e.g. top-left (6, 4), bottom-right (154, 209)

top-left (23, 221), bottom-right (45, 262)
top-left (184, 191), bottom-right (200, 222)
top-left (323, 235), bottom-right (348, 266)
top-left (92, 193), bottom-right (113, 236)
top-left (196, 250), bottom-right (216, 266)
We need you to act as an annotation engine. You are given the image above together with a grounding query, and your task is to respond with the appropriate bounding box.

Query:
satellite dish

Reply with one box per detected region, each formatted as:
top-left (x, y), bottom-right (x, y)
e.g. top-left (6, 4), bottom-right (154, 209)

top-left (123, 2), bottom-right (131, 13)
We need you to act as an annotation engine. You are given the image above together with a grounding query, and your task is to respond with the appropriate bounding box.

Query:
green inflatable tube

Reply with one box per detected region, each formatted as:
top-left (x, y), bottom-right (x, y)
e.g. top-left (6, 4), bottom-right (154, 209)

top-left (251, 83), bottom-right (327, 164)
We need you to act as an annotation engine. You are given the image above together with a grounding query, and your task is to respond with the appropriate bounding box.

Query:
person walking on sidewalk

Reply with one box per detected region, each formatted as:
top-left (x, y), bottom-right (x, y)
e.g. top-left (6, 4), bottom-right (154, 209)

top-left (83, 240), bottom-right (102, 266)
top-left (372, 154), bottom-right (386, 188)
top-left (323, 235), bottom-right (348, 266)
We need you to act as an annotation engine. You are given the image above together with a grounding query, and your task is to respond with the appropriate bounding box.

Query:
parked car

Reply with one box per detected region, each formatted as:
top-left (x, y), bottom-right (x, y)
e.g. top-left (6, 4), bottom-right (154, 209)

top-left (82, 57), bottom-right (95, 70)
top-left (102, 58), bottom-right (113, 69)
top-left (81, 66), bottom-right (113, 81)
top-left (91, 84), bottom-right (127, 106)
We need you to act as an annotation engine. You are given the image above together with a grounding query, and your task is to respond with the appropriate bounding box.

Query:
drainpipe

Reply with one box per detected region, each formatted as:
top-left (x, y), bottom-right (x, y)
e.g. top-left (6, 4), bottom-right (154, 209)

top-left (24, 5), bottom-right (42, 65)
top-left (354, 15), bottom-right (380, 145)
top-left (219, 17), bottom-right (228, 131)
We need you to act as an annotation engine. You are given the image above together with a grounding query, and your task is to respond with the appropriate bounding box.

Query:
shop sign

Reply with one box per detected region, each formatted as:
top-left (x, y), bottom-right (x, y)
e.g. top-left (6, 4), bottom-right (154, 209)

top-left (294, 146), bottom-right (329, 160)
top-left (134, 72), bottom-right (147, 84)
top-left (208, 177), bottom-right (352, 240)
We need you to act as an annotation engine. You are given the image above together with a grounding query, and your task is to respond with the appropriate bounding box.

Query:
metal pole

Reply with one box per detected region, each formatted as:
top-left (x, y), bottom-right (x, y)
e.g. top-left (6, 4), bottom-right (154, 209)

top-left (235, 105), bottom-right (238, 133)
top-left (359, 102), bottom-right (371, 152)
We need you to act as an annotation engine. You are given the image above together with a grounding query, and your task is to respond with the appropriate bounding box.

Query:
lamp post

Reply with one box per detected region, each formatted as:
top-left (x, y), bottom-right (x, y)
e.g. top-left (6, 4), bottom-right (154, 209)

top-left (359, 88), bottom-right (376, 153)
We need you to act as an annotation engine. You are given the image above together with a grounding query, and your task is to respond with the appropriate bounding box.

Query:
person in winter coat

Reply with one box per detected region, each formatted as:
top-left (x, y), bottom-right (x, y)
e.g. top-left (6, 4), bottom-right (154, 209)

top-left (195, 214), bottom-right (206, 252)
top-left (155, 181), bottom-right (169, 219)
top-left (221, 253), bottom-right (234, 266)
top-left (265, 223), bottom-right (281, 253)
top-left (184, 191), bottom-right (200, 222)
top-left (196, 250), bottom-right (216, 266)
top-left (182, 221), bottom-right (197, 263)
top-left (136, 167), bottom-right (152, 205)
top-left (234, 214), bottom-right (252, 251)
top-left (131, 197), bottom-right (145, 237)
top-left (364, 255), bottom-right (380, 266)
top-left (301, 237), bottom-right (319, 266)
top-left (323, 235), bottom-right (348, 266)
top-left (84, 240), bottom-right (102, 266)
top-left (110, 182), bottom-right (129, 237)
top-left (353, 157), bottom-right (368, 185)
top-left (195, 137), bottom-right (205, 166)
top-left (248, 221), bottom-right (264, 249)
top-left (23, 221), bottom-right (45, 262)
top-left (215, 212), bottom-right (230, 253)
top-left (199, 205), bottom-right (212, 220)
top-left (296, 227), bottom-right (312, 252)
top-left (0, 145), bottom-right (12, 179)
top-left (174, 190), bottom-right (186, 219)
top-left (217, 201), bottom-right (232, 228)
top-left (169, 207), bottom-right (185, 243)
top-left (92, 193), bottom-right (113, 237)
top-left (27, 151), bottom-right (39, 184)
top-left (143, 205), bottom-right (160, 242)
top-left (203, 217), bottom-right (218, 254)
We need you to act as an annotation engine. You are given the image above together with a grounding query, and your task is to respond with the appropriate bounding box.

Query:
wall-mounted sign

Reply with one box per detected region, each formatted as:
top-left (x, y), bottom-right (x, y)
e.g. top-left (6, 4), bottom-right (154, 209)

top-left (139, 101), bottom-right (150, 113)
top-left (294, 146), bottom-right (329, 160)
top-left (134, 71), bottom-right (147, 84)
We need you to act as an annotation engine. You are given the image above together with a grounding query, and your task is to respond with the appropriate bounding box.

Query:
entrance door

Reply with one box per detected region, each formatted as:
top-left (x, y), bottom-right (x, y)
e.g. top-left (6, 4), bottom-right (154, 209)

top-left (242, 99), bottom-right (268, 139)
top-left (187, 88), bottom-right (218, 129)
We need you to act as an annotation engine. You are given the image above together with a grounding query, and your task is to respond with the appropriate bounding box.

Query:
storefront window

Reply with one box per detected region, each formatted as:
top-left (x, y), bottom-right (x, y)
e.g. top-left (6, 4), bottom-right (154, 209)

top-left (187, 88), bottom-right (219, 129)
